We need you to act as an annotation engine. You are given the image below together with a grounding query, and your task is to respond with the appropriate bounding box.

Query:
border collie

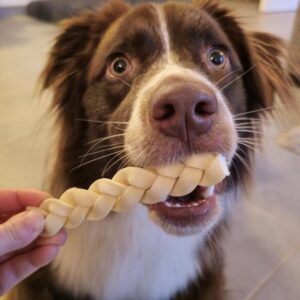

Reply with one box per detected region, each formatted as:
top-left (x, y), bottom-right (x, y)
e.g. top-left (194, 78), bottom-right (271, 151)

top-left (12, 0), bottom-right (299, 299)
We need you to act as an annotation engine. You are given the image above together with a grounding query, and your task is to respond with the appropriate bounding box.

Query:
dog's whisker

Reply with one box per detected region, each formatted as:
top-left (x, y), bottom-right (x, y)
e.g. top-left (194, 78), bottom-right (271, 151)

top-left (131, 149), bottom-right (148, 167)
top-left (238, 136), bottom-right (260, 140)
top-left (234, 116), bottom-right (267, 120)
top-left (238, 141), bottom-right (263, 154)
top-left (119, 146), bottom-right (148, 170)
top-left (235, 119), bottom-right (266, 124)
top-left (235, 120), bottom-right (265, 124)
top-left (238, 136), bottom-right (261, 143)
top-left (238, 142), bottom-right (262, 154)
top-left (234, 118), bottom-right (268, 124)
top-left (236, 126), bottom-right (262, 130)
top-left (110, 125), bottom-right (127, 132)
top-left (101, 153), bottom-right (123, 177)
top-left (236, 125), bottom-right (263, 130)
top-left (92, 142), bottom-right (125, 150)
top-left (101, 151), bottom-right (130, 177)
top-left (87, 134), bottom-right (125, 145)
top-left (76, 119), bottom-right (129, 125)
top-left (117, 150), bottom-right (137, 172)
top-left (231, 157), bottom-right (242, 183)
top-left (237, 129), bottom-right (265, 135)
top-left (237, 128), bottom-right (263, 133)
top-left (236, 127), bottom-right (263, 132)
top-left (238, 139), bottom-right (261, 146)
top-left (75, 120), bottom-right (127, 133)
top-left (235, 146), bottom-right (261, 173)
top-left (111, 147), bottom-right (147, 174)
top-left (118, 77), bottom-right (136, 90)
top-left (236, 128), bottom-right (262, 132)
top-left (81, 135), bottom-right (124, 165)
top-left (117, 158), bottom-right (130, 172)
top-left (220, 65), bottom-right (256, 92)
top-left (73, 149), bottom-right (125, 171)
top-left (215, 69), bottom-right (241, 85)
top-left (78, 145), bottom-right (124, 158)
top-left (234, 151), bottom-right (252, 173)
top-left (233, 106), bottom-right (276, 118)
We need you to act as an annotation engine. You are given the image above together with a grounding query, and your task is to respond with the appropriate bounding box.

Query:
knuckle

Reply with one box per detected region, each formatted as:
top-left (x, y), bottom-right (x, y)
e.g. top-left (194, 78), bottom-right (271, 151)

top-left (3, 219), bottom-right (28, 246)
top-left (5, 222), bottom-right (22, 243)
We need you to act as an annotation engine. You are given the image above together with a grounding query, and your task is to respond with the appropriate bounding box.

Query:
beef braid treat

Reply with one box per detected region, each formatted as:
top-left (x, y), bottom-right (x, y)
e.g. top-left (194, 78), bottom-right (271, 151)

top-left (29, 153), bottom-right (229, 236)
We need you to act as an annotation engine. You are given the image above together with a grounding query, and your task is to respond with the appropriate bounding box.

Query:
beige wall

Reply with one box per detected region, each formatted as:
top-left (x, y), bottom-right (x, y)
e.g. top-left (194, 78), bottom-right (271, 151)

top-left (259, 0), bottom-right (300, 12)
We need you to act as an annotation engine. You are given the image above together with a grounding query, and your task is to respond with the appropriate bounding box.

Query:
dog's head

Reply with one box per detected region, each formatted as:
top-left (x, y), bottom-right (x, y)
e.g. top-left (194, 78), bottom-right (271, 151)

top-left (43, 0), bottom-right (299, 236)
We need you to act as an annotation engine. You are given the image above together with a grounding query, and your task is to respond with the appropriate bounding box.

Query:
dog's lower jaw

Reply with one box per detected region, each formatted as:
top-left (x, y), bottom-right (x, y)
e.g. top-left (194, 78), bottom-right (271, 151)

top-left (50, 204), bottom-right (224, 300)
top-left (149, 196), bottom-right (223, 237)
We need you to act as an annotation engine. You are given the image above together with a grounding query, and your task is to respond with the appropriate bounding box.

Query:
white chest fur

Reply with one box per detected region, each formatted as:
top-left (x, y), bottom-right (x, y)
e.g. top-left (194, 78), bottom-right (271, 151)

top-left (53, 206), bottom-right (204, 300)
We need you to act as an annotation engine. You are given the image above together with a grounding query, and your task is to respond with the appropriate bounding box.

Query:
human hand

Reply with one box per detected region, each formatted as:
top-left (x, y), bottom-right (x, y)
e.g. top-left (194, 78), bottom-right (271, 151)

top-left (0, 189), bottom-right (67, 296)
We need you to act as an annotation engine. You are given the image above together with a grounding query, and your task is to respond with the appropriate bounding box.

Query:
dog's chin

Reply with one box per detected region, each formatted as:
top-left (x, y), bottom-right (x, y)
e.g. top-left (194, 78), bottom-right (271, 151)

top-left (145, 185), bottom-right (224, 237)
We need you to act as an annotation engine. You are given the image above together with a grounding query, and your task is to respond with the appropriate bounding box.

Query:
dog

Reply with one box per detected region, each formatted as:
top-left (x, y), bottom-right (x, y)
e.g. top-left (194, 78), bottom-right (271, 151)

top-left (11, 0), bottom-right (299, 299)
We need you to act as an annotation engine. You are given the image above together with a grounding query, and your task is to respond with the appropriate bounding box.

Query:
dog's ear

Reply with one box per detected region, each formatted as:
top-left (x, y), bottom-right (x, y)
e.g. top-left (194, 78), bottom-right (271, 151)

top-left (248, 32), bottom-right (300, 107)
top-left (42, 0), bottom-right (129, 122)
top-left (41, 1), bottom-right (130, 190)
top-left (193, 0), bottom-right (299, 111)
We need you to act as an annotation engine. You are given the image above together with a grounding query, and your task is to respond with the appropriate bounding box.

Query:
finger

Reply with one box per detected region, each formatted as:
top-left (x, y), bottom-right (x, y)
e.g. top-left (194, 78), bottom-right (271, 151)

top-left (0, 245), bottom-right (58, 296)
top-left (36, 230), bottom-right (67, 247)
top-left (0, 230), bottom-right (67, 264)
top-left (0, 211), bottom-right (44, 256)
top-left (0, 189), bottom-right (50, 213)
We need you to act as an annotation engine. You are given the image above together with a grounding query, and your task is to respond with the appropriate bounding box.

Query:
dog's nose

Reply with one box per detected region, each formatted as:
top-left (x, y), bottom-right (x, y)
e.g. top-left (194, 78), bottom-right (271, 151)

top-left (151, 83), bottom-right (218, 142)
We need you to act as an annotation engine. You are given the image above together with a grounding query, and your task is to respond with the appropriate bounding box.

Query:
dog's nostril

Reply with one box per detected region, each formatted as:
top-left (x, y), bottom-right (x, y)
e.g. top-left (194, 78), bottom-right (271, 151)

top-left (154, 103), bottom-right (175, 120)
top-left (194, 97), bottom-right (217, 117)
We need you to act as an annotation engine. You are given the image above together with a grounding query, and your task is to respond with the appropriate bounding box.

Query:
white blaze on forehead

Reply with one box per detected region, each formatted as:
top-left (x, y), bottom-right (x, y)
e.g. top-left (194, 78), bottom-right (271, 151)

top-left (137, 64), bottom-right (220, 100)
top-left (154, 4), bottom-right (172, 63)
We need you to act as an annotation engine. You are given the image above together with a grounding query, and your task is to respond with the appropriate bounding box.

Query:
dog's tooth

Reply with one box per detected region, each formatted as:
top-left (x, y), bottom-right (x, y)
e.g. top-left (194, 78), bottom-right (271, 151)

top-left (202, 186), bottom-right (215, 198)
top-left (165, 201), bottom-right (173, 207)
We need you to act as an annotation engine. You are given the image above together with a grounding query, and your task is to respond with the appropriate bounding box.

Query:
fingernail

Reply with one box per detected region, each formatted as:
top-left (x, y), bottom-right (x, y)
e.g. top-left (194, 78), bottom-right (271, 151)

top-left (25, 210), bottom-right (45, 233)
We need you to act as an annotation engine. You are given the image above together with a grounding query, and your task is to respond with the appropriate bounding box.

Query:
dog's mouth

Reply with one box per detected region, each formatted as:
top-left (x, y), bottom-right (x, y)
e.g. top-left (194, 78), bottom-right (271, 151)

top-left (147, 184), bottom-right (222, 235)
top-left (154, 184), bottom-right (216, 209)
top-left (135, 153), bottom-right (229, 236)
top-left (110, 152), bottom-right (229, 235)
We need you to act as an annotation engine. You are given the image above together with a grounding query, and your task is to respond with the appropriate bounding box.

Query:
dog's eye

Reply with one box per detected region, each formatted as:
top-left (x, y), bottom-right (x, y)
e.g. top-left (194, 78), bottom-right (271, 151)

top-left (208, 49), bottom-right (226, 67)
top-left (106, 56), bottom-right (134, 80)
top-left (112, 58), bottom-right (128, 74)
top-left (109, 57), bottom-right (132, 76)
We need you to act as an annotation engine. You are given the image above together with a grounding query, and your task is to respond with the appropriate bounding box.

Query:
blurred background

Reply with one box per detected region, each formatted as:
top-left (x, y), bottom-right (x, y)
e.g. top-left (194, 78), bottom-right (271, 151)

top-left (0, 0), bottom-right (299, 299)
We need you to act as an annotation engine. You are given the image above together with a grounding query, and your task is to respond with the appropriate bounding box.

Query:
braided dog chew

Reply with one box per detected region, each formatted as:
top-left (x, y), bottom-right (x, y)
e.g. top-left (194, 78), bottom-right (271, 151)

top-left (30, 153), bottom-right (229, 237)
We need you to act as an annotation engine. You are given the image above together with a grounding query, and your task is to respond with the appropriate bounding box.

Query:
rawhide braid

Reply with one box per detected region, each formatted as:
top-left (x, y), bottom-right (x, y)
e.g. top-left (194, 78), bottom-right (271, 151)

top-left (29, 153), bottom-right (229, 237)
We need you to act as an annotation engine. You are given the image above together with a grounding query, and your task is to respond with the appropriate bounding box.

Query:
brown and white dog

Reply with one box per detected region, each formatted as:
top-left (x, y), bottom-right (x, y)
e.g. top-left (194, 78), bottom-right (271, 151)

top-left (13, 0), bottom-right (299, 299)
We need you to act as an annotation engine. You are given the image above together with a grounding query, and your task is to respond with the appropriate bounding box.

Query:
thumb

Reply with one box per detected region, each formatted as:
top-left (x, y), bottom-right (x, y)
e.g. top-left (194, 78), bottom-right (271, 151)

top-left (0, 211), bottom-right (45, 256)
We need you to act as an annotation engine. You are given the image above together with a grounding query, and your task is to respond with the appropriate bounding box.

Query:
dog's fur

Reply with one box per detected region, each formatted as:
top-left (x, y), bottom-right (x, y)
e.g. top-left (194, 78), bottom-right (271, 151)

top-left (11, 0), bottom-right (299, 299)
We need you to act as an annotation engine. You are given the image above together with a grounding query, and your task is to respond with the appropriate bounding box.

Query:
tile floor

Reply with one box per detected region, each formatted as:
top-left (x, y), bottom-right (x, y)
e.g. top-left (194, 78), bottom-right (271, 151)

top-left (0, 1), bottom-right (299, 299)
